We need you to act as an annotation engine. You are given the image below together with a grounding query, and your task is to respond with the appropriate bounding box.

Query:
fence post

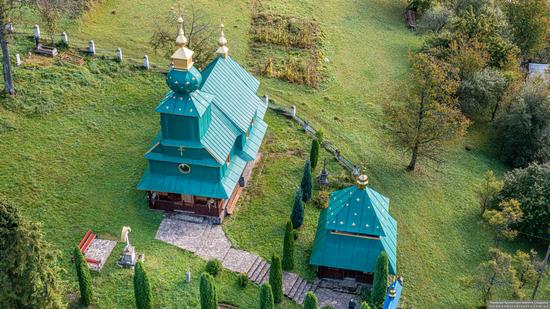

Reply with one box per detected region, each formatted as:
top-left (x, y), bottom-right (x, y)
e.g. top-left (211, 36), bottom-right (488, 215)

top-left (116, 48), bottom-right (123, 63)
top-left (88, 40), bottom-right (96, 55)
top-left (15, 54), bottom-right (21, 66)
top-left (5, 22), bottom-right (14, 34)
top-left (291, 105), bottom-right (296, 118)
top-left (33, 25), bottom-right (40, 46)
top-left (61, 32), bottom-right (68, 45)
top-left (143, 55), bottom-right (150, 70)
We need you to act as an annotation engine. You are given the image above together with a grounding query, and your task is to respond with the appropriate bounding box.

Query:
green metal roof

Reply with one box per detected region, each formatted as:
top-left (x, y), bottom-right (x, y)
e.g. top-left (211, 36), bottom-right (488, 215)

top-left (201, 57), bottom-right (265, 132)
top-left (156, 90), bottom-right (214, 117)
top-left (201, 106), bottom-right (240, 163)
top-left (137, 152), bottom-right (247, 199)
top-left (309, 185), bottom-right (397, 275)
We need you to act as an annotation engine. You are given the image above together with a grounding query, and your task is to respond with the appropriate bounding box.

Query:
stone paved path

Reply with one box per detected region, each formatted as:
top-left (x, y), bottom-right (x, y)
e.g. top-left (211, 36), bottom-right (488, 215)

top-left (156, 213), bottom-right (359, 308)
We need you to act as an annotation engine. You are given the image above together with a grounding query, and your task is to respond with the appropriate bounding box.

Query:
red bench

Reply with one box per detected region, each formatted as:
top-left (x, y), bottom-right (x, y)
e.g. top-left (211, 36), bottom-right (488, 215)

top-left (79, 229), bottom-right (96, 254)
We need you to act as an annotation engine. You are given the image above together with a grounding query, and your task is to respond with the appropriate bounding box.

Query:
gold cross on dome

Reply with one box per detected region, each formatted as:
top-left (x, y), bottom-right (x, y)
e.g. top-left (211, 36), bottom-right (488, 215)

top-left (178, 146), bottom-right (185, 156)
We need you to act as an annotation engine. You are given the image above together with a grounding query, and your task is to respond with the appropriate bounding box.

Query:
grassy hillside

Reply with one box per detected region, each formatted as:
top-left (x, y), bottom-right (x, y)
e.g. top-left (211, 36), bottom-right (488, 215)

top-left (1, 0), bottom-right (548, 307)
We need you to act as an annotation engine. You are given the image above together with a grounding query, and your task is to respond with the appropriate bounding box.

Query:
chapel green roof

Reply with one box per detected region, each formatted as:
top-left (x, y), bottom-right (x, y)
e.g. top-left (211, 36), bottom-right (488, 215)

top-left (309, 184), bottom-right (397, 275)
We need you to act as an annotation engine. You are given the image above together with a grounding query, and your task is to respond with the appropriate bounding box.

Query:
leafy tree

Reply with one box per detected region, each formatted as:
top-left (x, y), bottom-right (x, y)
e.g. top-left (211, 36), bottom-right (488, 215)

top-left (290, 189), bottom-right (304, 229)
top-left (484, 198), bottom-right (523, 247)
top-left (259, 283), bottom-right (274, 309)
top-left (34, 0), bottom-right (61, 45)
top-left (476, 170), bottom-right (503, 216)
top-left (495, 163), bottom-right (550, 242)
top-left (303, 291), bottom-right (318, 309)
top-left (417, 4), bottom-right (454, 33)
top-left (493, 79), bottom-right (550, 167)
top-left (200, 272), bottom-right (218, 309)
top-left (371, 252), bottom-right (389, 308)
top-left (0, 0), bottom-right (20, 95)
top-left (513, 250), bottom-right (538, 289)
top-left (459, 68), bottom-right (508, 120)
top-left (74, 246), bottom-right (93, 306)
top-left (0, 199), bottom-right (64, 308)
top-left (384, 53), bottom-right (469, 171)
top-left (282, 221), bottom-right (295, 271)
top-left (473, 247), bottom-right (519, 303)
top-left (134, 261), bottom-right (153, 309)
top-left (506, 0), bottom-right (550, 58)
top-left (301, 160), bottom-right (313, 201)
top-left (150, 3), bottom-right (216, 68)
top-left (407, 0), bottom-right (433, 15)
top-left (310, 139), bottom-right (320, 170)
top-left (269, 255), bottom-right (283, 304)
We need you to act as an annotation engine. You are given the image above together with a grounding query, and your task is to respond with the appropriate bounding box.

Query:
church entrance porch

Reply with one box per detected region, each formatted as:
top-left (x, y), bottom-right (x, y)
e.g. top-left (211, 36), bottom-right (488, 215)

top-left (147, 192), bottom-right (224, 218)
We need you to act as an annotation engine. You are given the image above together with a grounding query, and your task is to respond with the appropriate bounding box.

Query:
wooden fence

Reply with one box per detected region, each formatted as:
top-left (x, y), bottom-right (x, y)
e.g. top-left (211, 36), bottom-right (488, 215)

top-left (9, 24), bottom-right (361, 176)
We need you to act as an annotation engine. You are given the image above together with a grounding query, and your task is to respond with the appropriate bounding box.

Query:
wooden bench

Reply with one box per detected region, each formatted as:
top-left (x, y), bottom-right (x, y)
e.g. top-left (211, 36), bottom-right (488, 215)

top-left (78, 230), bottom-right (102, 267)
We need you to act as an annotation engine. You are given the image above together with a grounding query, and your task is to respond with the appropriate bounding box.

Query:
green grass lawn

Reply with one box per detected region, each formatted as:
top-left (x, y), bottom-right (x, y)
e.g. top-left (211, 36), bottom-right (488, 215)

top-left (1, 0), bottom-right (548, 307)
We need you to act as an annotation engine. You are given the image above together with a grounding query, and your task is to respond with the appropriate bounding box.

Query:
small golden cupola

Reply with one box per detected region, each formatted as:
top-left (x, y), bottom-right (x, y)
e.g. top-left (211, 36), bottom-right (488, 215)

top-left (171, 16), bottom-right (194, 70)
top-left (216, 23), bottom-right (229, 58)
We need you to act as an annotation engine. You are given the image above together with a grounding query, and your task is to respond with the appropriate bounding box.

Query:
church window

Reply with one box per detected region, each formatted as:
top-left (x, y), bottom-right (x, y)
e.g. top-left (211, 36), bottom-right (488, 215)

top-left (178, 163), bottom-right (191, 174)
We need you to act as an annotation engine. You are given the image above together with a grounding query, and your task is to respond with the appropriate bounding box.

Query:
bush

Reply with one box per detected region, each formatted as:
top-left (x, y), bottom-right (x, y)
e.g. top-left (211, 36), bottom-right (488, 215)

top-left (459, 68), bottom-right (508, 121)
top-left (259, 283), bottom-right (274, 309)
top-left (493, 79), bottom-right (550, 167)
top-left (495, 163), bottom-right (550, 242)
top-left (200, 273), bottom-right (218, 309)
top-left (371, 252), bottom-right (389, 308)
top-left (313, 190), bottom-right (329, 209)
top-left (417, 5), bottom-right (454, 33)
top-left (134, 261), bottom-right (153, 309)
top-left (303, 292), bottom-right (318, 309)
top-left (360, 302), bottom-right (372, 309)
top-left (74, 246), bottom-right (93, 306)
top-left (205, 259), bottom-right (222, 277)
top-left (269, 255), bottom-right (283, 304)
top-left (282, 221), bottom-right (295, 271)
top-left (237, 273), bottom-right (248, 288)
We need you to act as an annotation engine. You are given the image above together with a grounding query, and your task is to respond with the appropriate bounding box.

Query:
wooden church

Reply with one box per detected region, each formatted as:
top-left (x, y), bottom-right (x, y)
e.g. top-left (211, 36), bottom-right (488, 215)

top-left (137, 18), bottom-right (267, 223)
top-left (309, 175), bottom-right (397, 283)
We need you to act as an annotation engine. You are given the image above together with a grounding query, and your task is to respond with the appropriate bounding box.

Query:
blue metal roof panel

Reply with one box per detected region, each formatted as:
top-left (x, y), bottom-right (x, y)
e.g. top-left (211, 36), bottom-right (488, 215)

top-left (241, 116), bottom-right (268, 161)
top-left (201, 106), bottom-right (239, 163)
top-left (155, 90), bottom-right (214, 117)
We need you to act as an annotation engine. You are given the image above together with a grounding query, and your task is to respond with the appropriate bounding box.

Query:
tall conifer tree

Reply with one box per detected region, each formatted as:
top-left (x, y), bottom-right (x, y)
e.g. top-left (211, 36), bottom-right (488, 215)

top-left (269, 255), bottom-right (283, 304)
top-left (200, 272), bottom-right (218, 309)
top-left (282, 221), bottom-right (295, 270)
top-left (74, 246), bottom-right (93, 306)
top-left (301, 160), bottom-right (313, 201)
top-left (290, 189), bottom-right (304, 229)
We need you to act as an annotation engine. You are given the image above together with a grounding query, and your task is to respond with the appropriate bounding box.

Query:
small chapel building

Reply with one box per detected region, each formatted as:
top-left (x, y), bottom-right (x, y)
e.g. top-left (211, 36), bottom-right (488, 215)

top-left (137, 18), bottom-right (267, 223)
top-left (309, 175), bottom-right (397, 284)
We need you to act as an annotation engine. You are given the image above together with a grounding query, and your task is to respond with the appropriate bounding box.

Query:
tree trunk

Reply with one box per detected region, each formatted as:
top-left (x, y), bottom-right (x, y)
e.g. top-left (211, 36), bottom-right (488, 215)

top-left (0, 27), bottom-right (15, 95)
top-left (407, 144), bottom-right (419, 171)
top-left (491, 102), bottom-right (499, 121)
top-left (531, 243), bottom-right (550, 300)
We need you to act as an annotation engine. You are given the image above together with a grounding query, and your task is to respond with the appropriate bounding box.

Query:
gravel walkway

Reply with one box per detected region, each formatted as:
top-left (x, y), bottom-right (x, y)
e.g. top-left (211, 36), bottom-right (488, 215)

top-left (155, 213), bottom-right (359, 308)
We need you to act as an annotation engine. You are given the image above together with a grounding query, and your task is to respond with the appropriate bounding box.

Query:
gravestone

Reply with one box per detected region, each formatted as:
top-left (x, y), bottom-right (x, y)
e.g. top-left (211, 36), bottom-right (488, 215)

top-left (117, 226), bottom-right (137, 268)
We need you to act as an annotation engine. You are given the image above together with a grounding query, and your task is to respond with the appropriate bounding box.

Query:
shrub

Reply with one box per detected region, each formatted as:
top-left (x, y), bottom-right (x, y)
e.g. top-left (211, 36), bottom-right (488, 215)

top-left (313, 190), bottom-right (329, 209)
top-left (310, 139), bottom-right (320, 170)
top-left (371, 252), bottom-right (389, 308)
top-left (259, 283), bottom-right (274, 309)
top-left (495, 163), bottom-right (550, 242)
top-left (282, 221), bottom-right (295, 271)
top-left (237, 273), bottom-right (248, 288)
top-left (134, 261), bottom-right (153, 309)
top-left (303, 292), bottom-right (318, 309)
top-left (205, 259), bottom-right (222, 277)
top-left (290, 189), bottom-right (304, 229)
top-left (301, 160), bottom-right (313, 202)
top-left (360, 302), bottom-right (372, 309)
top-left (459, 67), bottom-right (508, 121)
top-left (74, 246), bottom-right (93, 306)
top-left (200, 273), bottom-right (218, 309)
top-left (269, 255), bottom-right (283, 304)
